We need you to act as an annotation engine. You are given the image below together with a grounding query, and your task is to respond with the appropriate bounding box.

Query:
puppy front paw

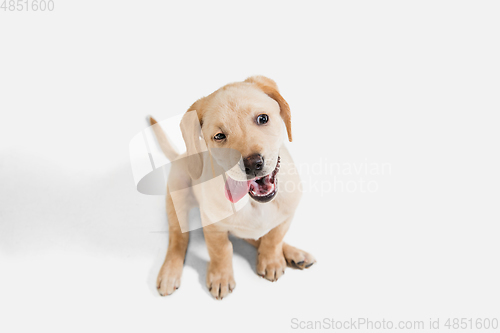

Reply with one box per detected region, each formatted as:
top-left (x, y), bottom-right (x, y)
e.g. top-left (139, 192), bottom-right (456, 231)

top-left (206, 263), bottom-right (236, 300)
top-left (257, 249), bottom-right (287, 282)
top-left (157, 259), bottom-right (183, 296)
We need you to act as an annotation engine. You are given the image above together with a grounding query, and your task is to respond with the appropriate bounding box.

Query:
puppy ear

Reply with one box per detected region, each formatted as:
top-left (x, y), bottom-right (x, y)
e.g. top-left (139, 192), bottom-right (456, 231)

top-left (180, 103), bottom-right (206, 179)
top-left (245, 76), bottom-right (292, 142)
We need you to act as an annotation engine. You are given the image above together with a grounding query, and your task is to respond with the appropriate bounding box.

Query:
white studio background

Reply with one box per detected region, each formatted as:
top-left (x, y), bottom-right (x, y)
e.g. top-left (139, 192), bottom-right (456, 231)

top-left (1, 1), bottom-right (499, 332)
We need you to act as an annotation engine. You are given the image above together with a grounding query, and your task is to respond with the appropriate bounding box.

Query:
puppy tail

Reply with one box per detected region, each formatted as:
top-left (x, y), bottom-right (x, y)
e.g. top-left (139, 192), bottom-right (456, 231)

top-left (148, 115), bottom-right (180, 161)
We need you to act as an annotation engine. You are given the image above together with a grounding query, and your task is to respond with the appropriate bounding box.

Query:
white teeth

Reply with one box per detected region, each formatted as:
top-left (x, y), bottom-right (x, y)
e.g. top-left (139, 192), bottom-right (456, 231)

top-left (248, 156), bottom-right (280, 198)
top-left (249, 183), bottom-right (275, 197)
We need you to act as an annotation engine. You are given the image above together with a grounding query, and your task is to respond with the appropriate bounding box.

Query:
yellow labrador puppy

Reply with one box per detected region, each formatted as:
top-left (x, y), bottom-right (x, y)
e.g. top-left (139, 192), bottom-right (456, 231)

top-left (151, 76), bottom-right (315, 299)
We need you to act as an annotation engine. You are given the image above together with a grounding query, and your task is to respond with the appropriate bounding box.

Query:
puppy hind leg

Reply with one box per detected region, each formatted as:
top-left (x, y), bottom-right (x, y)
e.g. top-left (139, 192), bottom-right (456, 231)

top-left (244, 238), bottom-right (260, 248)
top-left (282, 243), bottom-right (316, 270)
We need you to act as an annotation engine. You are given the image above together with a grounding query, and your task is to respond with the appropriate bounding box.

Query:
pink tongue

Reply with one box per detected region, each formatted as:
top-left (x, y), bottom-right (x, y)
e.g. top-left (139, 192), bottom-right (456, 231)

top-left (224, 176), bottom-right (251, 203)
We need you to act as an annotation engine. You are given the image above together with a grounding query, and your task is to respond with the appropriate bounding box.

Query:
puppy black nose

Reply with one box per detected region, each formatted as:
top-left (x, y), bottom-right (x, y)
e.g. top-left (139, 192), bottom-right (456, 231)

top-left (242, 154), bottom-right (264, 175)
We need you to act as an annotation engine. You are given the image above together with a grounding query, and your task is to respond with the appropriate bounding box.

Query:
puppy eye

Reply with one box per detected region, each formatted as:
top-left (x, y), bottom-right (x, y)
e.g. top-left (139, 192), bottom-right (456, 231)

top-left (214, 133), bottom-right (226, 141)
top-left (256, 114), bottom-right (269, 125)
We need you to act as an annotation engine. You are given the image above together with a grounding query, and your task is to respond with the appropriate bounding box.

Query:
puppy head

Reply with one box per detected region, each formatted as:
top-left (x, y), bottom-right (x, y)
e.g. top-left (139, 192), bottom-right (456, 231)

top-left (181, 76), bottom-right (292, 202)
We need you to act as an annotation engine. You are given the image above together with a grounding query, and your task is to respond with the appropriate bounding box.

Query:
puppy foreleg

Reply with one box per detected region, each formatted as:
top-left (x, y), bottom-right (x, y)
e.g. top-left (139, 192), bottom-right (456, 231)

top-left (249, 219), bottom-right (316, 281)
top-left (203, 224), bottom-right (236, 300)
top-left (157, 192), bottom-right (189, 296)
top-left (254, 219), bottom-right (291, 281)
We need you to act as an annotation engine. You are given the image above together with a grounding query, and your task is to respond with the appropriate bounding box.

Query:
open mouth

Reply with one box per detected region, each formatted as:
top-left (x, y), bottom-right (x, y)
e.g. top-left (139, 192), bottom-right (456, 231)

top-left (224, 156), bottom-right (280, 204)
